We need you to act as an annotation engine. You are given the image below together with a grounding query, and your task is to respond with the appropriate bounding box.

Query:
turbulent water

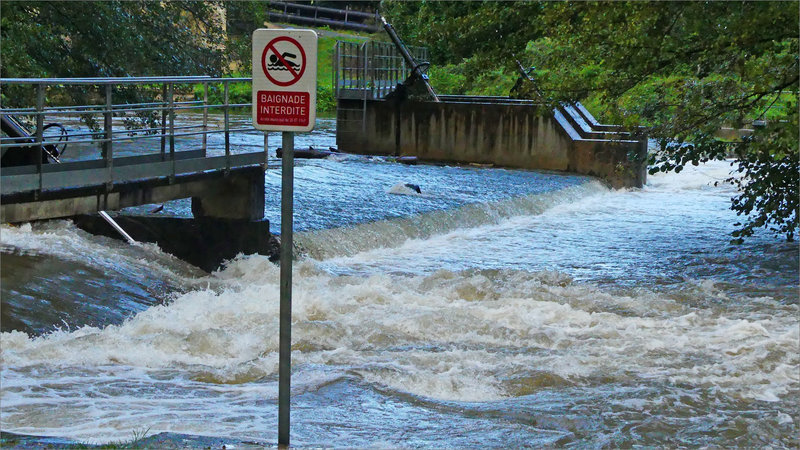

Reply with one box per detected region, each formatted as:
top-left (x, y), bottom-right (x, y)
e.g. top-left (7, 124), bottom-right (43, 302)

top-left (1, 118), bottom-right (798, 447)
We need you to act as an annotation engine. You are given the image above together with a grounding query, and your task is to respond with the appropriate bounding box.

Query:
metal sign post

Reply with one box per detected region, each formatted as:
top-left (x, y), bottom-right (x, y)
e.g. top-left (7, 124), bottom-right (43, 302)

top-left (252, 28), bottom-right (317, 448)
top-left (278, 130), bottom-right (293, 447)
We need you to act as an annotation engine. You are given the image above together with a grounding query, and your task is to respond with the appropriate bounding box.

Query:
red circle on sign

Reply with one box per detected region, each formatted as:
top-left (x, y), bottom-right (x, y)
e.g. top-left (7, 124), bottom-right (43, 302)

top-left (261, 36), bottom-right (307, 87)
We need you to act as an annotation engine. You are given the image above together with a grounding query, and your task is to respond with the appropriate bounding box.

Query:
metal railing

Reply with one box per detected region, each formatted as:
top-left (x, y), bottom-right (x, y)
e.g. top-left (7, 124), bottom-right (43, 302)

top-left (333, 40), bottom-right (429, 100)
top-left (1, 76), bottom-right (270, 195)
top-left (265, 1), bottom-right (381, 33)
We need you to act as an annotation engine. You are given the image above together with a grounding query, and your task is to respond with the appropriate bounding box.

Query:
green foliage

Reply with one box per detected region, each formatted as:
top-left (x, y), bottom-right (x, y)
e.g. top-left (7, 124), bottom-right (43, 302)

top-left (1, 1), bottom-right (227, 132)
top-left (3, 1), bottom-right (366, 120)
top-left (520, 1), bottom-right (799, 242)
top-left (192, 77), bottom-right (251, 107)
top-left (386, 1), bottom-right (798, 241)
top-left (427, 65), bottom-right (468, 95)
top-left (382, 1), bottom-right (542, 95)
top-left (427, 61), bottom-right (516, 96)
top-left (316, 83), bottom-right (336, 115)
top-left (0, 1), bottom-right (226, 78)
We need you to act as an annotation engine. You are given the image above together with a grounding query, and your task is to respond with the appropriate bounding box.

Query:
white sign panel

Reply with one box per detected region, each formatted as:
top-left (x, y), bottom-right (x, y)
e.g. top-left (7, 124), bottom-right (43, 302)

top-left (252, 29), bottom-right (317, 132)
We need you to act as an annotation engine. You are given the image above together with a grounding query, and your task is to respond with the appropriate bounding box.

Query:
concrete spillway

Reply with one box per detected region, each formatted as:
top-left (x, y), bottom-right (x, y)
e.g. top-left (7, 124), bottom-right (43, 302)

top-left (336, 95), bottom-right (647, 188)
top-left (332, 39), bottom-right (646, 188)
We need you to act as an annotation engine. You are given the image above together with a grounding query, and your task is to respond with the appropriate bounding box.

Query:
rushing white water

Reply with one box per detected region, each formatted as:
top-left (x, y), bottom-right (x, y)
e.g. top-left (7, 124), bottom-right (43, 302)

top-left (1, 158), bottom-right (798, 447)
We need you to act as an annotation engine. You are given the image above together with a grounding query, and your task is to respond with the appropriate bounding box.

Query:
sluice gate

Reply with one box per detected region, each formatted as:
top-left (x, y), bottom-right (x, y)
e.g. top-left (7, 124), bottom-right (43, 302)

top-left (334, 38), bottom-right (647, 189)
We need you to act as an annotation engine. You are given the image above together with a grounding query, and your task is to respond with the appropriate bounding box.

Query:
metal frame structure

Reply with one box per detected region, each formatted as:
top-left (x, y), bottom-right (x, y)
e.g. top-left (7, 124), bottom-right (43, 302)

top-left (333, 41), bottom-right (428, 133)
top-left (1, 76), bottom-right (271, 196)
top-left (333, 40), bottom-right (429, 101)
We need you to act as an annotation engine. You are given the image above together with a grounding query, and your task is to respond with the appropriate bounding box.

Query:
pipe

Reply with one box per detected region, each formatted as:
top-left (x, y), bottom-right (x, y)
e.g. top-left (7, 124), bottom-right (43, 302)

top-left (266, 1), bottom-right (377, 21)
top-left (98, 211), bottom-right (136, 245)
top-left (265, 11), bottom-right (380, 33)
top-left (380, 16), bottom-right (440, 102)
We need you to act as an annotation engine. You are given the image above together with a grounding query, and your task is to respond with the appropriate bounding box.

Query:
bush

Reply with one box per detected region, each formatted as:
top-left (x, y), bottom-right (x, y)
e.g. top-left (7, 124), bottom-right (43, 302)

top-left (316, 84), bottom-right (336, 114)
top-left (428, 65), bottom-right (468, 95)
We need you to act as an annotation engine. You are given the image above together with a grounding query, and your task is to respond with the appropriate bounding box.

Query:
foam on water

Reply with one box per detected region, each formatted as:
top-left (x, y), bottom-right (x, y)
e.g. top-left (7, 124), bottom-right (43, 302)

top-left (298, 180), bottom-right (607, 260)
top-left (3, 256), bottom-right (797, 400)
top-left (0, 221), bottom-right (201, 286)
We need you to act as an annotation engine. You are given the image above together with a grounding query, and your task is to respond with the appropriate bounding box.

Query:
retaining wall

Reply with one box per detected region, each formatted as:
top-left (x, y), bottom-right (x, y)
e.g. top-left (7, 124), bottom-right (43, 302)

top-left (337, 98), bottom-right (647, 188)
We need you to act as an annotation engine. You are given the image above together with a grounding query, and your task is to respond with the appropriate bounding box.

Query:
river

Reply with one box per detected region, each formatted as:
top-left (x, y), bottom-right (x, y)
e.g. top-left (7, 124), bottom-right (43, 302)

top-left (1, 118), bottom-right (797, 447)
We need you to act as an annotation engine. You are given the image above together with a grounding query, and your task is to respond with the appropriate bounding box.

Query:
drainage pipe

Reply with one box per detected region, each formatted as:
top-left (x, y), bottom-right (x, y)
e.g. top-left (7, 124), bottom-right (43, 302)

top-left (98, 211), bottom-right (136, 245)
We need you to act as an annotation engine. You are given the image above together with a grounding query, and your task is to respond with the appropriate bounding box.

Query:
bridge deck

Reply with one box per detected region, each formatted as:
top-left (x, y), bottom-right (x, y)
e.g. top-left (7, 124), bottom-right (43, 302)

top-left (1, 76), bottom-right (271, 223)
top-left (2, 151), bottom-right (269, 195)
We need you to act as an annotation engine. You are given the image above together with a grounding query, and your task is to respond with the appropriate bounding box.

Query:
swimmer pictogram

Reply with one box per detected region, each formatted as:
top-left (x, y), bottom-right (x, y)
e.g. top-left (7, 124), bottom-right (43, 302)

top-left (268, 52), bottom-right (300, 70)
top-left (261, 36), bottom-right (307, 87)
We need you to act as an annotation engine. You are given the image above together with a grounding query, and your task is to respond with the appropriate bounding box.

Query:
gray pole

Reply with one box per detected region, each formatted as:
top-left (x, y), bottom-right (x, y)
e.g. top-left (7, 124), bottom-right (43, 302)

top-left (278, 131), bottom-right (294, 447)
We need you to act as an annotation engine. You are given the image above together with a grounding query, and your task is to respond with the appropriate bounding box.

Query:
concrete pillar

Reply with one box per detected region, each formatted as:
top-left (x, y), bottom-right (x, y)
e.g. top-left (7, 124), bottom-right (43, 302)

top-left (191, 166), bottom-right (265, 220)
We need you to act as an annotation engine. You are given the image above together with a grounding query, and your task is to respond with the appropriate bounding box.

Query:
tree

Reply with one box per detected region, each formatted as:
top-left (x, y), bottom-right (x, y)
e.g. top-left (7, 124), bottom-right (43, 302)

top-left (382, 1), bottom-right (544, 95)
top-left (1, 1), bottom-right (228, 132)
top-left (1, 1), bottom-right (227, 79)
top-left (520, 1), bottom-right (798, 242)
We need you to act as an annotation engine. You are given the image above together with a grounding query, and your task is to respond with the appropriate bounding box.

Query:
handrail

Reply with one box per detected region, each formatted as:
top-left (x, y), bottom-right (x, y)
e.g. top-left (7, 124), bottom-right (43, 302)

top-left (0, 76), bottom-right (254, 85)
top-left (267, 1), bottom-right (377, 21)
top-left (1, 77), bottom-right (269, 195)
top-left (264, 1), bottom-right (380, 33)
top-left (333, 40), bottom-right (429, 101)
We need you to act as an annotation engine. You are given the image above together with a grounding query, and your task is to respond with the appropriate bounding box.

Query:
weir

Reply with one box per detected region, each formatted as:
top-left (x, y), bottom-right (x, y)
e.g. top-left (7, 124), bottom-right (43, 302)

top-left (1, 76), bottom-right (277, 269)
top-left (333, 39), bottom-right (647, 188)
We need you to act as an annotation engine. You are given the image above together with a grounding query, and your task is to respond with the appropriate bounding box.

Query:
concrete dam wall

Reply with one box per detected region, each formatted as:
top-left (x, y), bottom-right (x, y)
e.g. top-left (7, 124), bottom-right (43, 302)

top-left (336, 97), bottom-right (647, 188)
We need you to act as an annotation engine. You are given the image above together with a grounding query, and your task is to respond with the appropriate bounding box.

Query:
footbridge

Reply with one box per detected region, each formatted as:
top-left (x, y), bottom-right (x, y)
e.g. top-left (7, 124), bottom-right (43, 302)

top-left (1, 76), bottom-right (270, 224)
top-left (333, 34), bottom-right (647, 188)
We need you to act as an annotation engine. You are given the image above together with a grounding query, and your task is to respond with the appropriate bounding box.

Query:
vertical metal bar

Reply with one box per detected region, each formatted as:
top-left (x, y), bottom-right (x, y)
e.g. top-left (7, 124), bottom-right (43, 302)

top-left (104, 84), bottom-right (113, 188)
top-left (333, 41), bottom-right (339, 99)
top-left (224, 81), bottom-right (230, 173)
top-left (35, 84), bottom-right (44, 194)
top-left (278, 131), bottom-right (294, 448)
top-left (264, 131), bottom-right (269, 170)
top-left (401, 50), bottom-right (406, 80)
top-left (370, 41), bottom-right (375, 99)
top-left (202, 82), bottom-right (209, 157)
top-left (160, 84), bottom-right (167, 159)
top-left (362, 43), bottom-right (367, 132)
top-left (381, 43), bottom-right (386, 97)
top-left (348, 42), bottom-right (353, 89)
top-left (340, 43), bottom-right (346, 91)
top-left (168, 83), bottom-right (175, 180)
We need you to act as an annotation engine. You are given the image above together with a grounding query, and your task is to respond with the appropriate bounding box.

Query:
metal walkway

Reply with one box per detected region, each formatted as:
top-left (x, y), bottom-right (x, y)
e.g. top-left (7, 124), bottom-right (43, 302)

top-left (1, 76), bottom-right (272, 222)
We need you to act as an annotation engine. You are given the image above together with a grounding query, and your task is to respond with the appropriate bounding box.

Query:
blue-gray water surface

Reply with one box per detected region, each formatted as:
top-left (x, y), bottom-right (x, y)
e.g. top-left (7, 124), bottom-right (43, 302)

top-left (1, 117), bottom-right (797, 447)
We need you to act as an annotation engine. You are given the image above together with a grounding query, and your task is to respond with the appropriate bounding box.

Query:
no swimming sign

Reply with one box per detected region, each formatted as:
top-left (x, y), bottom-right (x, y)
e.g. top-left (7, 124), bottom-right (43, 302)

top-left (252, 29), bottom-right (318, 132)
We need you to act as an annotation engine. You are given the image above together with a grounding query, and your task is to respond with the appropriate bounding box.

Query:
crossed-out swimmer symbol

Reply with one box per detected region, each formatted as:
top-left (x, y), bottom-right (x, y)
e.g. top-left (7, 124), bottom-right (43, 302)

top-left (261, 36), bottom-right (307, 86)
